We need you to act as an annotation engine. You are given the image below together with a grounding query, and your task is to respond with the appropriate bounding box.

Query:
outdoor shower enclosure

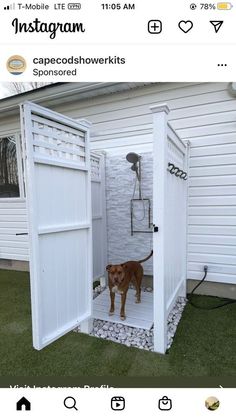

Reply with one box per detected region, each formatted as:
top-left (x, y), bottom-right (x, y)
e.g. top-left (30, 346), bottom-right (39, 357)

top-left (20, 101), bottom-right (188, 354)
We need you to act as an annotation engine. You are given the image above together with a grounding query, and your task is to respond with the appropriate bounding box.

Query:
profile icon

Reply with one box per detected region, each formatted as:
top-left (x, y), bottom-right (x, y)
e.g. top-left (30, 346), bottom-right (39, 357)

top-left (6, 55), bottom-right (26, 75)
top-left (205, 396), bottom-right (220, 411)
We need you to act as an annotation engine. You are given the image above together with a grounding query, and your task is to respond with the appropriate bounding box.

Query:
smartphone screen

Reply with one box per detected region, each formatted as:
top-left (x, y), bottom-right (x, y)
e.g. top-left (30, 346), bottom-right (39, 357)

top-left (0, 1), bottom-right (235, 417)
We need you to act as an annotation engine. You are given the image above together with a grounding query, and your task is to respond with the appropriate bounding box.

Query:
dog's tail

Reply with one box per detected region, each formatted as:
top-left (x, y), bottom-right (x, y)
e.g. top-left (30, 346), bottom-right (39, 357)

top-left (138, 250), bottom-right (153, 264)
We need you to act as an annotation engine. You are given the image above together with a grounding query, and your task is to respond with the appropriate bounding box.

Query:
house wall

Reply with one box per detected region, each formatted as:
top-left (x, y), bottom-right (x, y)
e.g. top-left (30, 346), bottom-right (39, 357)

top-left (0, 120), bottom-right (28, 263)
top-left (0, 200), bottom-right (28, 261)
top-left (0, 82), bottom-right (236, 285)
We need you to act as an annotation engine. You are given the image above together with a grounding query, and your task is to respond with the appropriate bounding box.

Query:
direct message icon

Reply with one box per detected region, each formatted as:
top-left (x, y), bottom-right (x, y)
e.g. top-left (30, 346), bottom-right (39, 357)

top-left (210, 20), bottom-right (224, 33)
top-left (158, 396), bottom-right (172, 411)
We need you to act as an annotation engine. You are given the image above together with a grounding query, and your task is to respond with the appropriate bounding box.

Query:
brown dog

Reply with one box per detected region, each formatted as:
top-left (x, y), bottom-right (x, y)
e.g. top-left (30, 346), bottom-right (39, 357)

top-left (106, 250), bottom-right (153, 320)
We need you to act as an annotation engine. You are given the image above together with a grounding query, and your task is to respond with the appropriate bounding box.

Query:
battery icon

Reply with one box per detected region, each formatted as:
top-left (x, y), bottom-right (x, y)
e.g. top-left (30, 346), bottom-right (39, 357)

top-left (217, 2), bottom-right (233, 9)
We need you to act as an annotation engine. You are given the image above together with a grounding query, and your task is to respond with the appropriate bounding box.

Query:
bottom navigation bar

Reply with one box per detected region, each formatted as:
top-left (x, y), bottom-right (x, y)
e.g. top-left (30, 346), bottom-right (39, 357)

top-left (0, 388), bottom-right (234, 418)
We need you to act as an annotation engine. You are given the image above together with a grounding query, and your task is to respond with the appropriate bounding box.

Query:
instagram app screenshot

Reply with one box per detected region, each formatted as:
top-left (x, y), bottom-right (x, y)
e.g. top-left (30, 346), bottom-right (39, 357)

top-left (0, 0), bottom-right (235, 417)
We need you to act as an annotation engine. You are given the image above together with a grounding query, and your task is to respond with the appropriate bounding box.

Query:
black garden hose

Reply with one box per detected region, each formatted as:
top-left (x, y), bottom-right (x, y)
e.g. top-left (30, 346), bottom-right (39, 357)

top-left (188, 266), bottom-right (236, 310)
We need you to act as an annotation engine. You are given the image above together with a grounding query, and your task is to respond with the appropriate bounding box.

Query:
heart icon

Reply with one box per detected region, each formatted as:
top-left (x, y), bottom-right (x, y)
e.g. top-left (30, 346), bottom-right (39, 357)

top-left (178, 20), bottom-right (193, 33)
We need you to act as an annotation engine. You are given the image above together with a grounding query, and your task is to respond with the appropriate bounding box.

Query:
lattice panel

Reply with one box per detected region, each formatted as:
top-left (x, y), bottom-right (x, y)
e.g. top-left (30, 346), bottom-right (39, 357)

top-left (90, 154), bottom-right (101, 181)
top-left (31, 114), bottom-right (86, 165)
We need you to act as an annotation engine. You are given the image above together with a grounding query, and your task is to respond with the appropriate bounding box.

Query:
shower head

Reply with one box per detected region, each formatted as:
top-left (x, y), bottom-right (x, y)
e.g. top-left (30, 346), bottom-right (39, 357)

top-left (131, 163), bottom-right (138, 173)
top-left (126, 152), bottom-right (140, 164)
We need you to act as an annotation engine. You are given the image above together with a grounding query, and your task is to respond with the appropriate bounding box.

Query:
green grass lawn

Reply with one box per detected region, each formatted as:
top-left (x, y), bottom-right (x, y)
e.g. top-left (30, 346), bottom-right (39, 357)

top-left (0, 269), bottom-right (236, 377)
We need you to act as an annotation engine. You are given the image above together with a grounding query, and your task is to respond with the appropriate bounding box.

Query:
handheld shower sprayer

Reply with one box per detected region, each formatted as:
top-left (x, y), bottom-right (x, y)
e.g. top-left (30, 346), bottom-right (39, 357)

top-left (126, 152), bottom-right (151, 234)
top-left (126, 152), bottom-right (141, 197)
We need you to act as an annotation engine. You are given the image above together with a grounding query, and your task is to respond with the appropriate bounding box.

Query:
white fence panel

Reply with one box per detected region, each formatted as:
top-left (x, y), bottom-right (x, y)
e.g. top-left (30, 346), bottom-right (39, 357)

top-left (20, 102), bottom-right (93, 350)
top-left (151, 104), bottom-right (188, 354)
top-left (165, 124), bottom-right (188, 313)
top-left (91, 152), bottom-right (107, 280)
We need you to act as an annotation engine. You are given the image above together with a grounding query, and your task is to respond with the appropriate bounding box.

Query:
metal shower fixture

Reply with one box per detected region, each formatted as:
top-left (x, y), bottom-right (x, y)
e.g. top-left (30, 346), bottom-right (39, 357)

top-left (126, 152), bottom-right (141, 186)
top-left (126, 152), bottom-right (152, 235)
top-left (126, 152), bottom-right (140, 164)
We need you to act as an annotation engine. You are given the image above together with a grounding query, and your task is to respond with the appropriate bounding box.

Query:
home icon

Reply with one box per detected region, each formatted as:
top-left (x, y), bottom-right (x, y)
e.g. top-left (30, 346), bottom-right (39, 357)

top-left (16, 397), bottom-right (31, 411)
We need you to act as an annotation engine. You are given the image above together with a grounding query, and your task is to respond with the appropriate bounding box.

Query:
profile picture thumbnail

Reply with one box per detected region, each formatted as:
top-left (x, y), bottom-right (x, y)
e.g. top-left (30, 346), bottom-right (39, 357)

top-left (205, 396), bottom-right (220, 411)
top-left (6, 55), bottom-right (27, 75)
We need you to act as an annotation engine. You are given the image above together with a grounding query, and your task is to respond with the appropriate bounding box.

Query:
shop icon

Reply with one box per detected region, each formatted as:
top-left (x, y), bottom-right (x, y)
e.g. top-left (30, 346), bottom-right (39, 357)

top-left (158, 396), bottom-right (172, 411)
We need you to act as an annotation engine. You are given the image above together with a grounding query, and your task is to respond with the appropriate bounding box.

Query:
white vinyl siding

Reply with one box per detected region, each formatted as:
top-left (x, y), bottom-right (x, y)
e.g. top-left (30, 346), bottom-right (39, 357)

top-left (0, 199), bottom-right (29, 260)
top-left (0, 132), bottom-right (28, 261)
top-left (187, 136), bottom-right (236, 284)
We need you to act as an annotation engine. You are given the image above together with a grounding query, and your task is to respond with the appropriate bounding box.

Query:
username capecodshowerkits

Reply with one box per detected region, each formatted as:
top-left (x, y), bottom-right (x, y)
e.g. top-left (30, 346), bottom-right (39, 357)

top-left (32, 55), bottom-right (126, 77)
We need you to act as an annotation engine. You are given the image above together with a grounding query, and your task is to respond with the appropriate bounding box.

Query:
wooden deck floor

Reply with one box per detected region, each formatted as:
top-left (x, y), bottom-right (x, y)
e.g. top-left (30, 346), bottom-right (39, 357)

top-left (93, 288), bottom-right (153, 330)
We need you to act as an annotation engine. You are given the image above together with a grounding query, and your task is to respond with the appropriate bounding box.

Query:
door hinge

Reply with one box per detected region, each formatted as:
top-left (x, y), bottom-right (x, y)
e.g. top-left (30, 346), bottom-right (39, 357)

top-left (153, 224), bottom-right (159, 233)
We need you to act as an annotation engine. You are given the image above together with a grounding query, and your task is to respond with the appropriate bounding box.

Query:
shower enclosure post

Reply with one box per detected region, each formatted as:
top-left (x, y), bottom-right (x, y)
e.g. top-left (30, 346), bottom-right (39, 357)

top-left (150, 103), bottom-right (170, 354)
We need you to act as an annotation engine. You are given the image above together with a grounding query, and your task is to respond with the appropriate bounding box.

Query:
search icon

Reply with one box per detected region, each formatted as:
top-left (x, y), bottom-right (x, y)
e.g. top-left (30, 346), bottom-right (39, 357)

top-left (64, 396), bottom-right (78, 411)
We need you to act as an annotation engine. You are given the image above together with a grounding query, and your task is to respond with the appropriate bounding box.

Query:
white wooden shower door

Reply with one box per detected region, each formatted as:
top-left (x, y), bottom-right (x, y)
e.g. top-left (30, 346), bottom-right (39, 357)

top-left (20, 102), bottom-right (92, 350)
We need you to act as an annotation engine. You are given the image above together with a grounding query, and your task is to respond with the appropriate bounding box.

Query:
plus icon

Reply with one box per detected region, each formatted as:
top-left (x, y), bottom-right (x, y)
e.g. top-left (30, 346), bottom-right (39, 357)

top-left (148, 20), bottom-right (162, 34)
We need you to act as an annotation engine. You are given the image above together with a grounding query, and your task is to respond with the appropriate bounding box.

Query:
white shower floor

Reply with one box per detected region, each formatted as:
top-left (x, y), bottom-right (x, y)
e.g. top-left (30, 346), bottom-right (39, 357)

top-left (93, 287), bottom-right (153, 330)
